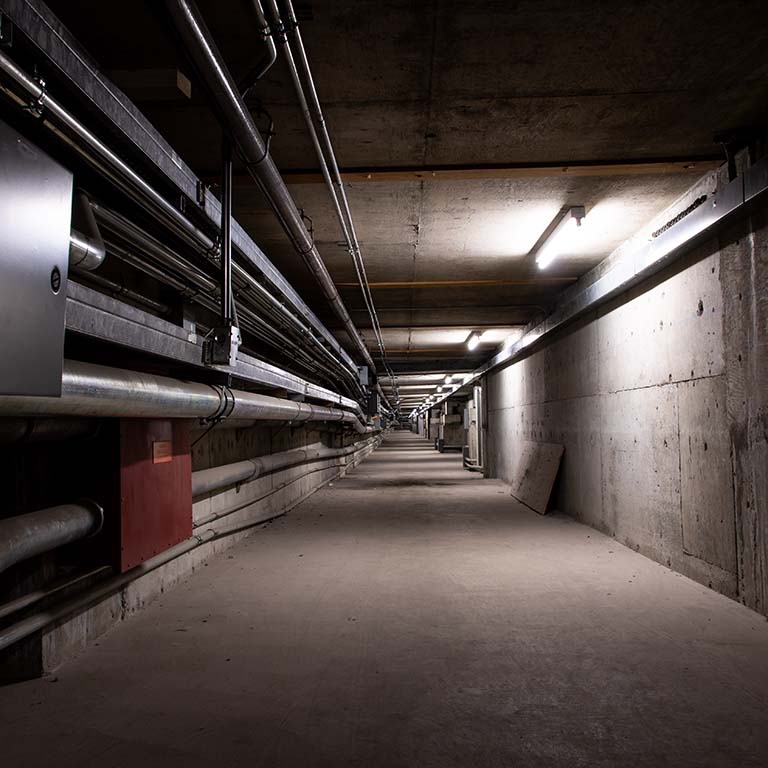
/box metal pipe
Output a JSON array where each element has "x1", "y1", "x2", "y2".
[
  {"x1": 265, "y1": 0, "x2": 392, "y2": 410},
  {"x1": 0, "y1": 360, "x2": 371, "y2": 432},
  {"x1": 0, "y1": 50, "x2": 216, "y2": 254},
  {"x1": 94, "y1": 204, "x2": 220, "y2": 294},
  {"x1": 221, "y1": 139, "x2": 234, "y2": 325},
  {"x1": 69, "y1": 190, "x2": 106, "y2": 271},
  {"x1": 264, "y1": 0, "x2": 351, "y2": 249},
  {"x1": 95, "y1": 202, "x2": 360, "y2": 392},
  {"x1": 193, "y1": 437, "x2": 380, "y2": 527},
  {"x1": 0, "y1": 501, "x2": 104, "y2": 576},
  {"x1": 163, "y1": 0, "x2": 375, "y2": 371},
  {"x1": 74, "y1": 272, "x2": 171, "y2": 316},
  {"x1": 102, "y1": 238, "x2": 341, "y2": 384},
  {"x1": 0, "y1": 566, "x2": 112, "y2": 622},
  {"x1": 0, "y1": 46, "x2": 360, "y2": 387},
  {"x1": 192, "y1": 437, "x2": 378, "y2": 496},
  {"x1": 277, "y1": 0, "x2": 398, "y2": 405},
  {"x1": 240, "y1": 0, "x2": 278, "y2": 94}
]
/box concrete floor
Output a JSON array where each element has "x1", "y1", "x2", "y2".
[{"x1": 2, "y1": 431, "x2": 768, "y2": 767}]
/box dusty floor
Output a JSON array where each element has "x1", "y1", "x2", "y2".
[{"x1": 2, "y1": 431, "x2": 768, "y2": 767}]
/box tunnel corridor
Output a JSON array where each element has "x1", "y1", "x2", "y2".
[
  {"x1": 3, "y1": 432, "x2": 768, "y2": 767},
  {"x1": 1, "y1": 1, "x2": 768, "y2": 764}
]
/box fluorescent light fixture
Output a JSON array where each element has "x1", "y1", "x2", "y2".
[
  {"x1": 467, "y1": 332, "x2": 480, "y2": 350},
  {"x1": 536, "y1": 206, "x2": 586, "y2": 270}
]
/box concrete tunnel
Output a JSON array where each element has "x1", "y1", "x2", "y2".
[{"x1": 0, "y1": 1, "x2": 767, "y2": 765}]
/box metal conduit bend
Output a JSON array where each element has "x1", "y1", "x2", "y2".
[
  {"x1": 0, "y1": 501, "x2": 104, "y2": 576},
  {"x1": 69, "y1": 190, "x2": 106, "y2": 271},
  {"x1": 0, "y1": 360, "x2": 371, "y2": 432},
  {"x1": 240, "y1": 0, "x2": 278, "y2": 93},
  {"x1": 163, "y1": 0, "x2": 376, "y2": 372}
]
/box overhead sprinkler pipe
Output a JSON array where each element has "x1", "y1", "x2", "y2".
[{"x1": 163, "y1": 0, "x2": 376, "y2": 372}]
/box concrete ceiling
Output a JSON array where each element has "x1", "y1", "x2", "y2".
[{"x1": 45, "y1": 0, "x2": 768, "y2": 400}]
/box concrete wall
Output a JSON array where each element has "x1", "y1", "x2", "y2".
[{"x1": 486, "y1": 184, "x2": 768, "y2": 615}]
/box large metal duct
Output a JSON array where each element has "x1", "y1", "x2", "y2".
[
  {"x1": 0, "y1": 360, "x2": 373, "y2": 433},
  {"x1": 0, "y1": 501, "x2": 103, "y2": 576},
  {"x1": 163, "y1": 0, "x2": 376, "y2": 372}
]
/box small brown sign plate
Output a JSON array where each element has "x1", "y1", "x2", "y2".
[{"x1": 152, "y1": 440, "x2": 173, "y2": 464}]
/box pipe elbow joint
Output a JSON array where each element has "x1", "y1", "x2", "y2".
[{"x1": 69, "y1": 191, "x2": 106, "y2": 271}]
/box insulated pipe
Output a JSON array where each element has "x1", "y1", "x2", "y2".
[
  {"x1": 0, "y1": 501, "x2": 103, "y2": 576},
  {"x1": 69, "y1": 191, "x2": 106, "y2": 271},
  {"x1": 0, "y1": 360, "x2": 372, "y2": 432},
  {"x1": 163, "y1": 0, "x2": 376, "y2": 372},
  {"x1": 192, "y1": 437, "x2": 377, "y2": 496}
]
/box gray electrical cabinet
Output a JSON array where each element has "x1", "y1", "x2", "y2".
[{"x1": 0, "y1": 119, "x2": 72, "y2": 395}]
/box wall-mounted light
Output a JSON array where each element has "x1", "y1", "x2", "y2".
[
  {"x1": 436, "y1": 385, "x2": 443, "y2": 393},
  {"x1": 467, "y1": 332, "x2": 480, "y2": 350},
  {"x1": 535, "y1": 206, "x2": 586, "y2": 270},
  {"x1": 444, "y1": 375, "x2": 452, "y2": 385}
]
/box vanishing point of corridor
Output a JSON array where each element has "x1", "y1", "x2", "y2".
[{"x1": 3, "y1": 432, "x2": 768, "y2": 768}]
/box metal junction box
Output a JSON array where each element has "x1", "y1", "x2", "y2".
[{"x1": 0, "y1": 119, "x2": 72, "y2": 395}]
